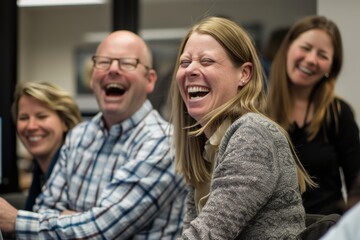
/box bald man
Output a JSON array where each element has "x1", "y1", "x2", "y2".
[{"x1": 0, "y1": 31, "x2": 186, "y2": 239}]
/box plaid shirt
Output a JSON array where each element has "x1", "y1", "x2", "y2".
[{"x1": 16, "y1": 100, "x2": 187, "y2": 239}]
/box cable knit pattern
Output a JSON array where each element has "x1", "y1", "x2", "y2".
[{"x1": 180, "y1": 113, "x2": 305, "y2": 240}]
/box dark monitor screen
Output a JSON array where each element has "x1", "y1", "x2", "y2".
[{"x1": 0, "y1": 117, "x2": 2, "y2": 184}]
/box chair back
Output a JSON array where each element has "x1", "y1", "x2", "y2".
[{"x1": 296, "y1": 214, "x2": 341, "y2": 240}]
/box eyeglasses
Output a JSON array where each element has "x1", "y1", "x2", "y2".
[{"x1": 92, "y1": 56, "x2": 150, "y2": 71}]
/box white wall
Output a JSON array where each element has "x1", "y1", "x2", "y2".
[
  {"x1": 141, "y1": 0, "x2": 316, "y2": 47},
  {"x1": 318, "y1": 0, "x2": 360, "y2": 125},
  {"x1": 19, "y1": 4, "x2": 111, "y2": 112}
]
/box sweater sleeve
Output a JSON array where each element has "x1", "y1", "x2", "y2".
[
  {"x1": 182, "y1": 185, "x2": 196, "y2": 231},
  {"x1": 180, "y1": 118, "x2": 281, "y2": 239}
]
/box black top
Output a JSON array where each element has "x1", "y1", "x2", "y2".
[
  {"x1": 290, "y1": 98, "x2": 360, "y2": 215},
  {"x1": 24, "y1": 149, "x2": 60, "y2": 211}
]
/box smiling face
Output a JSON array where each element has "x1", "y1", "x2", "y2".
[
  {"x1": 90, "y1": 31, "x2": 157, "y2": 128},
  {"x1": 176, "y1": 32, "x2": 248, "y2": 123},
  {"x1": 16, "y1": 95, "x2": 68, "y2": 164},
  {"x1": 286, "y1": 29, "x2": 334, "y2": 90}
]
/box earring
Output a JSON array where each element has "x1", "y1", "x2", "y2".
[
  {"x1": 241, "y1": 81, "x2": 245, "y2": 86},
  {"x1": 325, "y1": 73, "x2": 329, "y2": 78}
]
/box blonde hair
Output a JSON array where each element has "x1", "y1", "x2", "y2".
[
  {"x1": 267, "y1": 16, "x2": 343, "y2": 140},
  {"x1": 170, "y1": 16, "x2": 314, "y2": 192},
  {"x1": 12, "y1": 81, "x2": 82, "y2": 132}
]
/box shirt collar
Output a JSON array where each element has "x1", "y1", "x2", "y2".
[
  {"x1": 207, "y1": 119, "x2": 232, "y2": 147},
  {"x1": 203, "y1": 119, "x2": 231, "y2": 164},
  {"x1": 92, "y1": 100, "x2": 154, "y2": 135}
]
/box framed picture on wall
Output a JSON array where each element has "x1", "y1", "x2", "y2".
[
  {"x1": 74, "y1": 43, "x2": 97, "y2": 95},
  {"x1": 74, "y1": 44, "x2": 98, "y2": 116}
]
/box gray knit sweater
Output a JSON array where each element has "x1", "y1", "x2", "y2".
[{"x1": 179, "y1": 113, "x2": 305, "y2": 239}]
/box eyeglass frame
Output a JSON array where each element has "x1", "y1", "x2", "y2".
[{"x1": 92, "y1": 56, "x2": 151, "y2": 71}]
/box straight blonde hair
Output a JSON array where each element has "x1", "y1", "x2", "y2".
[{"x1": 170, "y1": 16, "x2": 314, "y2": 192}]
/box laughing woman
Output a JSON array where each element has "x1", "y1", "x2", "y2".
[
  {"x1": 266, "y1": 16, "x2": 360, "y2": 215},
  {"x1": 170, "y1": 16, "x2": 315, "y2": 239}
]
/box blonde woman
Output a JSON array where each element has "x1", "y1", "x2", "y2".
[
  {"x1": 171, "y1": 16, "x2": 314, "y2": 239},
  {"x1": 12, "y1": 82, "x2": 82, "y2": 210}
]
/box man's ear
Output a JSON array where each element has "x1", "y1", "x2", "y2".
[
  {"x1": 90, "y1": 78, "x2": 94, "y2": 89},
  {"x1": 146, "y1": 69, "x2": 158, "y2": 93},
  {"x1": 237, "y1": 62, "x2": 253, "y2": 87}
]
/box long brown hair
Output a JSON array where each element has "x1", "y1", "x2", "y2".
[{"x1": 267, "y1": 15, "x2": 343, "y2": 140}]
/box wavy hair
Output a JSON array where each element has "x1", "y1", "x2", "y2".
[{"x1": 12, "y1": 81, "x2": 82, "y2": 133}]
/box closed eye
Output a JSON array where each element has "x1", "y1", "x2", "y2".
[
  {"x1": 18, "y1": 115, "x2": 29, "y2": 121},
  {"x1": 318, "y1": 51, "x2": 330, "y2": 60},
  {"x1": 36, "y1": 114, "x2": 49, "y2": 120},
  {"x1": 300, "y1": 46, "x2": 311, "y2": 51},
  {"x1": 201, "y1": 58, "x2": 215, "y2": 66},
  {"x1": 180, "y1": 60, "x2": 191, "y2": 68}
]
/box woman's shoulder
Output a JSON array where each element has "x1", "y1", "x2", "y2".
[
  {"x1": 327, "y1": 97, "x2": 357, "y2": 127},
  {"x1": 333, "y1": 97, "x2": 355, "y2": 116},
  {"x1": 223, "y1": 112, "x2": 285, "y2": 145},
  {"x1": 232, "y1": 112, "x2": 279, "y2": 132}
]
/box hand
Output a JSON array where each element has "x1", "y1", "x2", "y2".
[
  {"x1": 61, "y1": 210, "x2": 77, "y2": 216},
  {"x1": 0, "y1": 197, "x2": 18, "y2": 233}
]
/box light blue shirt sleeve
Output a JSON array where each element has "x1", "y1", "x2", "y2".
[
  {"x1": 321, "y1": 201, "x2": 360, "y2": 240},
  {"x1": 15, "y1": 101, "x2": 186, "y2": 239}
]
